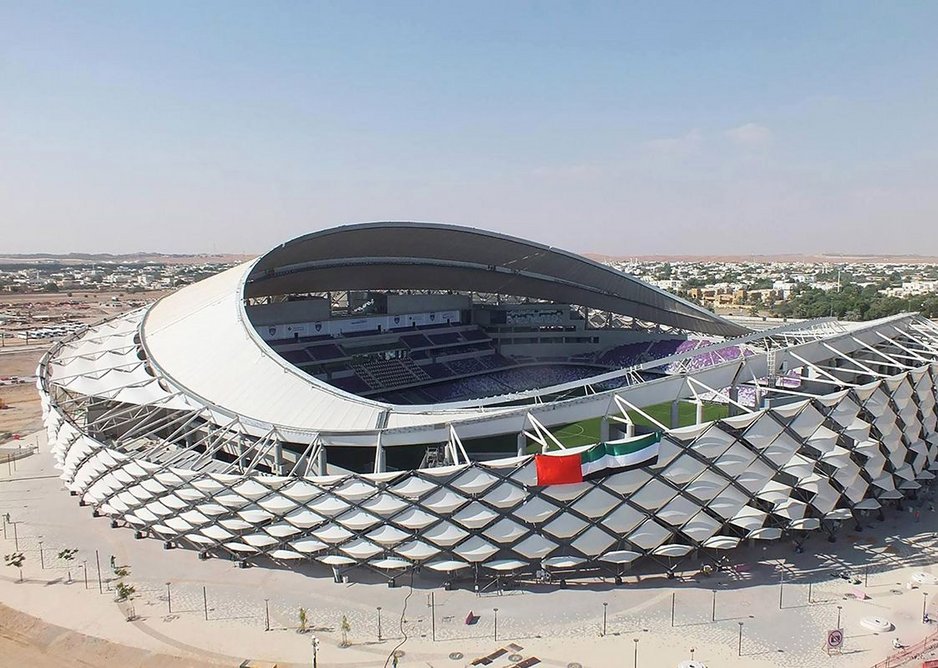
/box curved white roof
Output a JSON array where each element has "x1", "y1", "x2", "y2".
[
  {"x1": 143, "y1": 261, "x2": 510, "y2": 436},
  {"x1": 60, "y1": 223, "x2": 914, "y2": 448}
]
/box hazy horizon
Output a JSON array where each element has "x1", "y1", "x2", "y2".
[{"x1": 3, "y1": 3, "x2": 938, "y2": 256}]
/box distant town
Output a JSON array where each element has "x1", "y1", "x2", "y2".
[
  {"x1": 2, "y1": 255, "x2": 938, "y2": 345},
  {"x1": 0, "y1": 260, "x2": 238, "y2": 344},
  {"x1": 615, "y1": 258, "x2": 938, "y2": 320}
]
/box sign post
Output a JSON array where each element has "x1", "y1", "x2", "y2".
[{"x1": 826, "y1": 628, "x2": 844, "y2": 655}]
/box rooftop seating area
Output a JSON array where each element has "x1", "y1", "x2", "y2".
[
  {"x1": 270, "y1": 325, "x2": 761, "y2": 405},
  {"x1": 662, "y1": 343, "x2": 754, "y2": 374},
  {"x1": 400, "y1": 333, "x2": 432, "y2": 349},
  {"x1": 352, "y1": 357, "x2": 430, "y2": 390},
  {"x1": 307, "y1": 343, "x2": 345, "y2": 361},
  {"x1": 415, "y1": 363, "x2": 606, "y2": 403},
  {"x1": 267, "y1": 323, "x2": 524, "y2": 397},
  {"x1": 277, "y1": 349, "x2": 312, "y2": 364},
  {"x1": 428, "y1": 331, "x2": 461, "y2": 345},
  {"x1": 329, "y1": 374, "x2": 371, "y2": 394},
  {"x1": 593, "y1": 338, "x2": 686, "y2": 368},
  {"x1": 268, "y1": 323, "x2": 495, "y2": 364},
  {"x1": 591, "y1": 337, "x2": 757, "y2": 376},
  {"x1": 444, "y1": 353, "x2": 512, "y2": 375}
]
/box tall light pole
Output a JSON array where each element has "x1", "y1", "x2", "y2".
[
  {"x1": 633, "y1": 638, "x2": 639, "y2": 667},
  {"x1": 264, "y1": 598, "x2": 269, "y2": 631},
  {"x1": 602, "y1": 602, "x2": 608, "y2": 636},
  {"x1": 95, "y1": 549, "x2": 102, "y2": 594},
  {"x1": 38, "y1": 539, "x2": 44, "y2": 569},
  {"x1": 711, "y1": 589, "x2": 716, "y2": 622},
  {"x1": 778, "y1": 571, "x2": 784, "y2": 609},
  {"x1": 670, "y1": 592, "x2": 676, "y2": 627},
  {"x1": 377, "y1": 606, "x2": 382, "y2": 641},
  {"x1": 924, "y1": 593, "x2": 929, "y2": 622},
  {"x1": 430, "y1": 591, "x2": 436, "y2": 642},
  {"x1": 493, "y1": 608, "x2": 499, "y2": 641},
  {"x1": 166, "y1": 582, "x2": 172, "y2": 614},
  {"x1": 310, "y1": 636, "x2": 319, "y2": 668},
  {"x1": 836, "y1": 605, "x2": 843, "y2": 629},
  {"x1": 737, "y1": 621, "x2": 744, "y2": 656}
]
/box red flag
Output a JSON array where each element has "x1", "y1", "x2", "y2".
[{"x1": 534, "y1": 452, "x2": 583, "y2": 485}]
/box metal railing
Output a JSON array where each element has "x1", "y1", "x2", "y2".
[
  {"x1": 0, "y1": 446, "x2": 37, "y2": 465},
  {"x1": 870, "y1": 628, "x2": 938, "y2": 668}
]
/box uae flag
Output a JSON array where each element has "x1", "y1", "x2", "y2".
[{"x1": 534, "y1": 432, "x2": 661, "y2": 486}]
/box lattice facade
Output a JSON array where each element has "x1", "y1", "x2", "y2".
[
  {"x1": 40, "y1": 329, "x2": 938, "y2": 577},
  {"x1": 33, "y1": 224, "x2": 938, "y2": 580}
]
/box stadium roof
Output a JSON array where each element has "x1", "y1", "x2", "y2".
[
  {"x1": 245, "y1": 222, "x2": 748, "y2": 338},
  {"x1": 139, "y1": 223, "x2": 759, "y2": 438}
]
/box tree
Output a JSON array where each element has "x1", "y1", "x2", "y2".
[
  {"x1": 340, "y1": 615, "x2": 351, "y2": 647},
  {"x1": 5, "y1": 552, "x2": 26, "y2": 582},
  {"x1": 58, "y1": 548, "x2": 78, "y2": 583},
  {"x1": 298, "y1": 607, "x2": 308, "y2": 633},
  {"x1": 115, "y1": 581, "x2": 135, "y2": 602}
]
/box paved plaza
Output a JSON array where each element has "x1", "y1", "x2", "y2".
[{"x1": 3, "y1": 431, "x2": 938, "y2": 667}]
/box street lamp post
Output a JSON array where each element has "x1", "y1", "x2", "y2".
[
  {"x1": 778, "y1": 571, "x2": 784, "y2": 609},
  {"x1": 38, "y1": 540, "x2": 44, "y2": 569},
  {"x1": 167, "y1": 582, "x2": 172, "y2": 614},
  {"x1": 602, "y1": 602, "x2": 608, "y2": 636},
  {"x1": 377, "y1": 606, "x2": 382, "y2": 641},
  {"x1": 310, "y1": 636, "x2": 319, "y2": 668},
  {"x1": 264, "y1": 598, "x2": 269, "y2": 631},
  {"x1": 924, "y1": 593, "x2": 929, "y2": 622},
  {"x1": 738, "y1": 621, "x2": 744, "y2": 656},
  {"x1": 670, "y1": 592, "x2": 676, "y2": 627},
  {"x1": 633, "y1": 638, "x2": 639, "y2": 667},
  {"x1": 690, "y1": 647, "x2": 695, "y2": 661},
  {"x1": 12, "y1": 521, "x2": 19, "y2": 550},
  {"x1": 711, "y1": 590, "x2": 716, "y2": 622},
  {"x1": 95, "y1": 549, "x2": 102, "y2": 594},
  {"x1": 836, "y1": 605, "x2": 843, "y2": 629},
  {"x1": 493, "y1": 608, "x2": 499, "y2": 641}
]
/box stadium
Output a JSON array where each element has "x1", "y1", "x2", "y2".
[{"x1": 38, "y1": 222, "x2": 938, "y2": 586}]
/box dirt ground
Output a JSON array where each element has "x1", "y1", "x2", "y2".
[
  {"x1": 0, "y1": 349, "x2": 45, "y2": 436},
  {"x1": 0, "y1": 603, "x2": 222, "y2": 668},
  {"x1": 0, "y1": 289, "x2": 171, "y2": 307}
]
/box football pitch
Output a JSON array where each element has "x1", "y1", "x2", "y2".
[{"x1": 536, "y1": 401, "x2": 729, "y2": 452}]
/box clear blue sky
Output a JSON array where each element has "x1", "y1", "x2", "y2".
[{"x1": 2, "y1": 2, "x2": 937, "y2": 255}]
